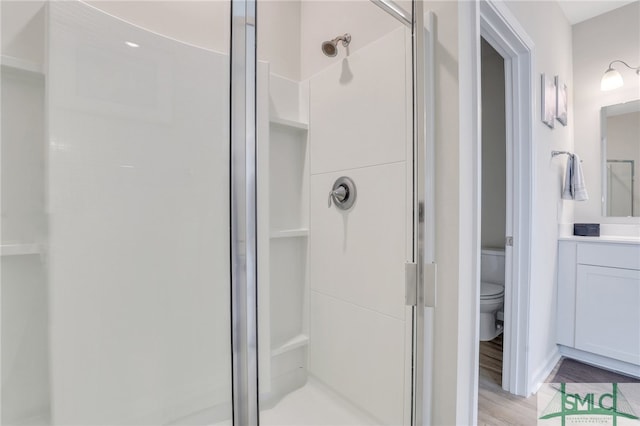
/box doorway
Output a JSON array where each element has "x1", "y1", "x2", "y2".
[
  {"x1": 476, "y1": 0, "x2": 536, "y2": 402},
  {"x1": 478, "y1": 37, "x2": 508, "y2": 391}
]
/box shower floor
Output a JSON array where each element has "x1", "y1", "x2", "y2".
[
  {"x1": 199, "y1": 378, "x2": 379, "y2": 426},
  {"x1": 260, "y1": 378, "x2": 379, "y2": 425}
]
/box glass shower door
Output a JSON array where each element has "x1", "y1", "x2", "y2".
[
  {"x1": 46, "y1": 3, "x2": 233, "y2": 424},
  {"x1": 255, "y1": 1, "x2": 424, "y2": 424},
  {"x1": 2, "y1": 1, "x2": 233, "y2": 424}
]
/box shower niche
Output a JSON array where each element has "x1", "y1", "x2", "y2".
[{"x1": 257, "y1": 62, "x2": 311, "y2": 405}]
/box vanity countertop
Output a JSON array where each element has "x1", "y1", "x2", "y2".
[{"x1": 559, "y1": 235, "x2": 640, "y2": 245}]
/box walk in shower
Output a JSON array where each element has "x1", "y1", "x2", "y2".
[{"x1": 1, "y1": 1, "x2": 429, "y2": 424}]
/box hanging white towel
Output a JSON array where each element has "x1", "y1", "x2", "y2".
[{"x1": 561, "y1": 154, "x2": 588, "y2": 201}]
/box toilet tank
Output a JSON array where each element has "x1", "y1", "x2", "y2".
[{"x1": 481, "y1": 248, "x2": 505, "y2": 284}]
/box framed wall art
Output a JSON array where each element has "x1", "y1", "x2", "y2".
[
  {"x1": 541, "y1": 73, "x2": 556, "y2": 129},
  {"x1": 555, "y1": 75, "x2": 568, "y2": 126}
]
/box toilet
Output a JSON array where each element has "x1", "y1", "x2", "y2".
[{"x1": 480, "y1": 248, "x2": 505, "y2": 341}]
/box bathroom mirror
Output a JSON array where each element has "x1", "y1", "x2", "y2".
[{"x1": 601, "y1": 99, "x2": 640, "y2": 217}]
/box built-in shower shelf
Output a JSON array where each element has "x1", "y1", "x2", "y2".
[
  {"x1": 270, "y1": 117, "x2": 309, "y2": 131},
  {"x1": 1, "y1": 243, "x2": 41, "y2": 257},
  {"x1": 270, "y1": 228, "x2": 309, "y2": 239},
  {"x1": 271, "y1": 334, "x2": 309, "y2": 357},
  {"x1": 1, "y1": 55, "x2": 44, "y2": 75}
]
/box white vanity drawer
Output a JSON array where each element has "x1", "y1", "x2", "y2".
[{"x1": 578, "y1": 243, "x2": 640, "y2": 270}]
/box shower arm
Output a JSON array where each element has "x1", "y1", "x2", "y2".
[{"x1": 332, "y1": 34, "x2": 351, "y2": 47}]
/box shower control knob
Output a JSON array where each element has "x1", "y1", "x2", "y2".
[
  {"x1": 327, "y1": 177, "x2": 357, "y2": 210},
  {"x1": 328, "y1": 186, "x2": 348, "y2": 207}
]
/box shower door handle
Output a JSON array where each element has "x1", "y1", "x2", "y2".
[{"x1": 327, "y1": 176, "x2": 357, "y2": 210}]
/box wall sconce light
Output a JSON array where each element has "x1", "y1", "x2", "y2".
[{"x1": 601, "y1": 60, "x2": 640, "y2": 91}]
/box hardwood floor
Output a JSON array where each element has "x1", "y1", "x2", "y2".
[
  {"x1": 478, "y1": 374, "x2": 539, "y2": 426},
  {"x1": 479, "y1": 334, "x2": 503, "y2": 386},
  {"x1": 477, "y1": 333, "x2": 541, "y2": 426},
  {"x1": 550, "y1": 358, "x2": 640, "y2": 384},
  {"x1": 477, "y1": 334, "x2": 638, "y2": 425}
]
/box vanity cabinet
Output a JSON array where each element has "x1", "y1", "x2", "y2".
[{"x1": 557, "y1": 238, "x2": 640, "y2": 375}]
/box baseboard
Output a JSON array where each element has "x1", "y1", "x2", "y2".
[
  {"x1": 559, "y1": 345, "x2": 640, "y2": 379},
  {"x1": 529, "y1": 347, "x2": 561, "y2": 395}
]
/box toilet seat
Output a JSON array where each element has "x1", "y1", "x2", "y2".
[{"x1": 480, "y1": 282, "x2": 504, "y2": 300}]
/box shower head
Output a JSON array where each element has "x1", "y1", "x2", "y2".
[
  {"x1": 321, "y1": 33, "x2": 351, "y2": 57},
  {"x1": 321, "y1": 41, "x2": 338, "y2": 57}
]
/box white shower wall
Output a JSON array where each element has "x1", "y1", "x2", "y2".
[
  {"x1": 300, "y1": 0, "x2": 410, "y2": 79},
  {"x1": 46, "y1": 3, "x2": 231, "y2": 423},
  {"x1": 308, "y1": 27, "x2": 413, "y2": 425}
]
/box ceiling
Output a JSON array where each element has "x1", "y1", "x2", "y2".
[{"x1": 557, "y1": 0, "x2": 637, "y2": 25}]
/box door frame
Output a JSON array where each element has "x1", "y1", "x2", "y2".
[
  {"x1": 479, "y1": 0, "x2": 535, "y2": 397},
  {"x1": 459, "y1": 0, "x2": 535, "y2": 422}
]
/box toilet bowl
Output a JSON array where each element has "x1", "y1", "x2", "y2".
[
  {"x1": 480, "y1": 282, "x2": 504, "y2": 341},
  {"x1": 479, "y1": 248, "x2": 505, "y2": 341}
]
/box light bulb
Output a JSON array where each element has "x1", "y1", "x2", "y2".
[{"x1": 601, "y1": 68, "x2": 623, "y2": 91}]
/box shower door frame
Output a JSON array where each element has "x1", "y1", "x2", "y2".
[
  {"x1": 229, "y1": 1, "x2": 429, "y2": 424},
  {"x1": 230, "y1": 0, "x2": 259, "y2": 424}
]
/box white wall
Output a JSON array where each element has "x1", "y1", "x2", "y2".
[
  {"x1": 1, "y1": 1, "x2": 45, "y2": 65},
  {"x1": 47, "y1": 3, "x2": 231, "y2": 423},
  {"x1": 480, "y1": 39, "x2": 506, "y2": 249},
  {"x1": 503, "y1": 0, "x2": 574, "y2": 392},
  {"x1": 426, "y1": 1, "x2": 462, "y2": 423},
  {"x1": 258, "y1": 1, "x2": 301, "y2": 80},
  {"x1": 572, "y1": 1, "x2": 640, "y2": 226}
]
